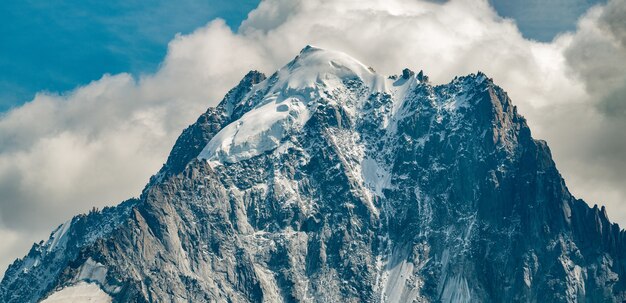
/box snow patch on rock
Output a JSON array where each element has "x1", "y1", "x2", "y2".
[
  {"x1": 199, "y1": 96, "x2": 311, "y2": 164},
  {"x1": 41, "y1": 282, "x2": 112, "y2": 303},
  {"x1": 46, "y1": 219, "x2": 72, "y2": 252},
  {"x1": 361, "y1": 157, "x2": 391, "y2": 197},
  {"x1": 75, "y1": 257, "x2": 108, "y2": 284}
]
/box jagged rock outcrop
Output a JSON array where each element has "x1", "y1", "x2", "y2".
[{"x1": 2, "y1": 46, "x2": 626, "y2": 303}]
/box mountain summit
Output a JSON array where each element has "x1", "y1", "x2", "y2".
[{"x1": 2, "y1": 46, "x2": 626, "y2": 302}]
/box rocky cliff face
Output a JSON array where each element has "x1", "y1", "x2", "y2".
[{"x1": 2, "y1": 46, "x2": 626, "y2": 303}]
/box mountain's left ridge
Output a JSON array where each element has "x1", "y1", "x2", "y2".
[
  {"x1": 2, "y1": 46, "x2": 626, "y2": 303},
  {"x1": 158, "y1": 70, "x2": 267, "y2": 177}
]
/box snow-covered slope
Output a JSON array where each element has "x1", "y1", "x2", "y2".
[
  {"x1": 2, "y1": 46, "x2": 626, "y2": 302},
  {"x1": 40, "y1": 282, "x2": 112, "y2": 303},
  {"x1": 199, "y1": 46, "x2": 419, "y2": 165}
]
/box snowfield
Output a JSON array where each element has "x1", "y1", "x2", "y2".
[{"x1": 41, "y1": 282, "x2": 112, "y2": 303}]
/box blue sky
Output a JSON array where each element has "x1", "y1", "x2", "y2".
[
  {"x1": 0, "y1": 0, "x2": 259, "y2": 111},
  {"x1": 491, "y1": 0, "x2": 605, "y2": 41},
  {"x1": 0, "y1": 0, "x2": 603, "y2": 112}
]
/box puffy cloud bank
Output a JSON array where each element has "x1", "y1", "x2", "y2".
[{"x1": 1, "y1": 0, "x2": 625, "y2": 275}]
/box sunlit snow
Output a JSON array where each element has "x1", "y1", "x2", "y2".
[
  {"x1": 198, "y1": 46, "x2": 423, "y2": 165},
  {"x1": 40, "y1": 282, "x2": 112, "y2": 303}
]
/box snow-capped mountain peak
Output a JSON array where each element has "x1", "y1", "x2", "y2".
[
  {"x1": 3, "y1": 47, "x2": 626, "y2": 303},
  {"x1": 275, "y1": 45, "x2": 378, "y2": 92},
  {"x1": 199, "y1": 46, "x2": 426, "y2": 165}
]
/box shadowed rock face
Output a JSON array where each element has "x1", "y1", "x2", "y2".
[{"x1": 2, "y1": 47, "x2": 626, "y2": 303}]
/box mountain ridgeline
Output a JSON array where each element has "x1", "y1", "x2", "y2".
[{"x1": 2, "y1": 46, "x2": 626, "y2": 303}]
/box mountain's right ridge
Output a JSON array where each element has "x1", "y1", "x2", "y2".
[{"x1": 2, "y1": 46, "x2": 626, "y2": 303}]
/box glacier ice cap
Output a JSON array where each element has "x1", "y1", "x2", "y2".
[
  {"x1": 199, "y1": 46, "x2": 382, "y2": 165},
  {"x1": 270, "y1": 45, "x2": 380, "y2": 94},
  {"x1": 198, "y1": 46, "x2": 426, "y2": 165}
]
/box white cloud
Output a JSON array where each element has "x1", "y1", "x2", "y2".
[{"x1": 1, "y1": 0, "x2": 626, "y2": 277}]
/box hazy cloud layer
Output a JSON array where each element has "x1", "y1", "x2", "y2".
[
  {"x1": 550, "y1": 0, "x2": 626, "y2": 231},
  {"x1": 1, "y1": 0, "x2": 625, "y2": 276}
]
